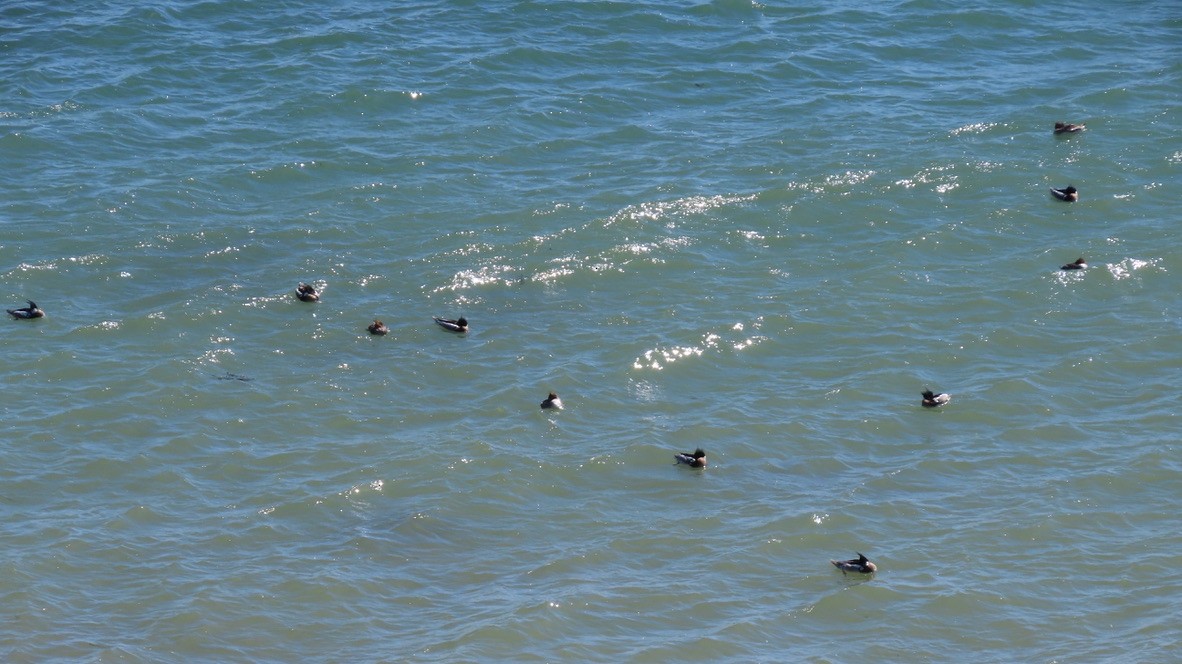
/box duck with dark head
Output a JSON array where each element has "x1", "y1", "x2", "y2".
[
  {"x1": 7, "y1": 300, "x2": 44, "y2": 319},
  {"x1": 1050, "y1": 185, "x2": 1079, "y2": 202},
  {"x1": 921, "y1": 390, "x2": 951, "y2": 408},
  {"x1": 674, "y1": 448, "x2": 707, "y2": 468},
  {"x1": 831, "y1": 552, "x2": 877, "y2": 575},
  {"x1": 295, "y1": 282, "x2": 320, "y2": 302},
  {"x1": 433, "y1": 316, "x2": 468, "y2": 333}
]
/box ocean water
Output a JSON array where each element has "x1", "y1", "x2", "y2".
[{"x1": 2, "y1": 1, "x2": 1180, "y2": 661}]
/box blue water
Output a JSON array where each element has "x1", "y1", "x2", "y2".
[{"x1": 2, "y1": 1, "x2": 1180, "y2": 661}]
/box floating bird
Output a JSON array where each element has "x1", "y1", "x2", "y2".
[
  {"x1": 367, "y1": 320, "x2": 389, "y2": 335},
  {"x1": 7, "y1": 300, "x2": 44, "y2": 319},
  {"x1": 1061, "y1": 257, "x2": 1087, "y2": 270},
  {"x1": 921, "y1": 389, "x2": 951, "y2": 408},
  {"x1": 674, "y1": 448, "x2": 707, "y2": 468},
  {"x1": 295, "y1": 282, "x2": 320, "y2": 302},
  {"x1": 831, "y1": 552, "x2": 877, "y2": 575},
  {"x1": 1054, "y1": 122, "x2": 1085, "y2": 134},
  {"x1": 540, "y1": 392, "x2": 563, "y2": 410},
  {"x1": 214, "y1": 371, "x2": 253, "y2": 382},
  {"x1": 433, "y1": 316, "x2": 468, "y2": 333},
  {"x1": 1050, "y1": 185, "x2": 1078, "y2": 202}
]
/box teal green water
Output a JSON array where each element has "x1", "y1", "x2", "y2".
[{"x1": 2, "y1": 1, "x2": 1180, "y2": 661}]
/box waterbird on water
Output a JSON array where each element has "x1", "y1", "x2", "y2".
[
  {"x1": 540, "y1": 392, "x2": 563, "y2": 410},
  {"x1": 7, "y1": 300, "x2": 44, "y2": 319},
  {"x1": 831, "y1": 553, "x2": 877, "y2": 575},
  {"x1": 433, "y1": 316, "x2": 468, "y2": 333},
  {"x1": 922, "y1": 390, "x2": 951, "y2": 408},
  {"x1": 1061, "y1": 257, "x2": 1087, "y2": 270},
  {"x1": 1054, "y1": 122, "x2": 1085, "y2": 134},
  {"x1": 367, "y1": 320, "x2": 389, "y2": 335},
  {"x1": 1050, "y1": 185, "x2": 1078, "y2": 202},
  {"x1": 674, "y1": 448, "x2": 707, "y2": 468},
  {"x1": 295, "y1": 282, "x2": 320, "y2": 302}
]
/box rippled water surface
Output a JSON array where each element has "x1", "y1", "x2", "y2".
[{"x1": 2, "y1": 1, "x2": 1180, "y2": 661}]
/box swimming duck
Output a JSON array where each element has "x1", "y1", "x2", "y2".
[
  {"x1": 295, "y1": 282, "x2": 320, "y2": 302},
  {"x1": 433, "y1": 316, "x2": 468, "y2": 333},
  {"x1": 1050, "y1": 185, "x2": 1078, "y2": 202},
  {"x1": 1061, "y1": 257, "x2": 1087, "y2": 270},
  {"x1": 1054, "y1": 122, "x2": 1085, "y2": 134},
  {"x1": 7, "y1": 300, "x2": 44, "y2": 319},
  {"x1": 921, "y1": 389, "x2": 951, "y2": 408},
  {"x1": 831, "y1": 552, "x2": 877, "y2": 575},
  {"x1": 367, "y1": 320, "x2": 389, "y2": 335},
  {"x1": 540, "y1": 392, "x2": 563, "y2": 410},
  {"x1": 674, "y1": 448, "x2": 707, "y2": 468}
]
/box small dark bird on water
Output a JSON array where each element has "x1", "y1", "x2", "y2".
[
  {"x1": 295, "y1": 282, "x2": 320, "y2": 302},
  {"x1": 1053, "y1": 122, "x2": 1085, "y2": 134},
  {"x1": 831, "y1": 552, "x2": 877, "y2": 575},
  {"x1": 433, "y1": 316, "x2": 468, "y2": 333},
  {"x1": 1050, "y1": 185, "x2": 1078, "y2": 202},
  {"x1": 1061, "y1": 257, "x2": 1087, "y2": 270},
  {"x1": 367, "y1": 320, "x2": 389, "y2": 335},
  {"x1": 540, "y1": 392, "x2": 563, "y2": 410},
  {"x1": 674, "y1": 448, "x2": 707, "y2": 468},
  {"x1": 7, "y1": 300, "x2": 44, "y2": 319},
  {"x1": 922, "y1": 389, "x2": 951, "y2": 408}
]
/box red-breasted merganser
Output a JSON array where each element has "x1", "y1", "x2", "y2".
[
  {"x1": 674, "y1": 448, "x2": 707, "y2": 468},
  {"x1": 831, "y1": 552, "x2": 877, "y2": 575},
  {"x1": 1050, "y1": 185, "x2": 1078, "y2": 202},
  {"x1": 540, "y1": 392, "x2": 563, "y2": 410},
  {"x1": 922, "y1": 390, "x2": 951, "y2": 408},
  {"x1": 7, "y1": 300, "x2": 44, "y2": 319},
  {"x1": 433, "y1": 316, "x2": 468, "y2": 333},
  {"x1": 296, "y1": 282, "x2": 320, "y2": 302}
]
